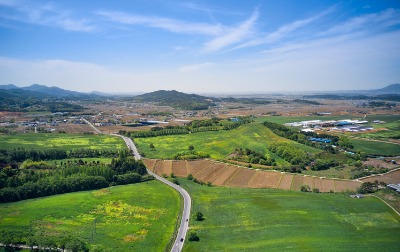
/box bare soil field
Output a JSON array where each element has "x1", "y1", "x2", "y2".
[
  {"x1": 314, "y1": 178, "x2": 335, "y2": 192},
  {"x1": 278, "y1": 173, "x2": 294, "y2": 190},
  {"x1": 291, "y1": 175, "x2": 306, "y2": 190},
  {"x1": 226, "y1": 168, "x2": 256, "y2": 187},
  {"x1": 363, "y1": 158, "x2": 400, "y2": 169},
  {"x1": 143, "y1": 159, "x2": 363, "y2": 192},
  {"x1": 171, "y1": 160, "x2": 188, "y2": 177},
  {"x1": 56, "y1": 123, "x2": 96, "y2": 134},
  {"x1": 201, "y1": 162, "x2": 227, "y2": 182},
  {"x1": 187, "y1": 160, "x2": 212, "y2": 177},
  {"x1": 143, "y1": 159, "x2": 157, "y2": 171},
  {"x1": 360, "y1": 169, "x2": 400, "y2": 184},
  {"x1": 334, "y1": 179, "x2": 361, "y2": 192}
]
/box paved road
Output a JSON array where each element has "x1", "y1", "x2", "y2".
[
  {"x1": 115, "y1": 135, "x2": 191, "y2": 252},
  {"x1": 81, "y1": 118, "x2": 102, "y2": 134}
]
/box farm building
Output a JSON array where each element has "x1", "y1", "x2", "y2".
[
  {"x1": 309, "y1": 137, "x2": 331, "y2": 143},
  {"x1": 387, "y1": 184, "x2": 400, "y2": 193}
]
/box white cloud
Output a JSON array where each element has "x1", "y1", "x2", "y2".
[
  {"x1": 178, "y1": 62, "x2": 214, "y2": 72},
  {"x1": 202, "y1": 9, "x2": 258, "y2": 53},
  {"x1": 96, "y1": 10, "x2": 224, "y2": 36}
]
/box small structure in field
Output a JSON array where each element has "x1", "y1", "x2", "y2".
[
  {"x1": 350, "y1": 194, "x2": 365, "y2": 199},
  {"x1": 387, "y1": 184, "x2": 400, "y2": 193}
]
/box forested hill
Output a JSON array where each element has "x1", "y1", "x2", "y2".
[
  {"x1": 0, "y1": 84, "x2": 92, "y2": 97},
  {"x1": 131, "y1": 90, "x2": 216, "y2": 110},
  {"x1": 0, "y1": 88, "x2": 84, "y2": 112}
]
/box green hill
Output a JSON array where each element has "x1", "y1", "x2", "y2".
[{"x1": 132, "y1": 90, "x2": 215, "y2": 110}]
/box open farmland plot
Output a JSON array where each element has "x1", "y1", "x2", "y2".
[
  {"x1": 226, "y1": 168, "x2": 256, "y2": 187},
  {"x1": 202, "y1": 162, "x2": 227, "y2": 182},
  {"x1": 187, "y1": 159, "x2": 212, "y2": 177},
  {"x1": 0, "y1": 181, "x2": 180, "y2": 252},
  {"x1": 314, "y1": 178, "x2": 335, "y2": 192},
  {"x1": 142, "y1": 158, "x2": 157, "y2": 171},
  {"x1": 278, "y1": 173, "x2": 294, "y2": 190},
  {"x1": 147, "y1": 159, "x2": 362, "y2": 192},
  {"x1": 248, "y1": 171, "x2": 283, "y2": 188},
  {"x1": 171, "y1": 160, "x2": 188, "y2": 177},
  {"x1": 0, "y1": 133, "x2": 126, "y2": 151},
  {"x1": 360, "y1": 169, "x2": 400, "y2": 184},
  {"x1": 134, "y1": 123, "x2": 319, "y2": 161},
  {"x1": 334, "y1": 179, "x2": 361, "y2": 192},
  {"x1": 351, "y1": 139, "x2": 400, "y2": 156},
  {"x1": 56, "y1": 123, "x2": 96, "y2": 134},
  {"x1": 180, "y1": 179, "x2": 400, "y2": 252},
  {"x1": 212, "y1": 165, "x2": 239, "y2": 186}
]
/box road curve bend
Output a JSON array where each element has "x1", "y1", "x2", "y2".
[{"x1": 115, "y1": 134, "x2": 191, "y2": 252}]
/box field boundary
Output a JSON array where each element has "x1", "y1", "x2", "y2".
[
  {"x1": 145, "y1": 159, "x2": 362, "y2": 192},
  {"x1": 367, "y1": 195, "x2": 400, "y2": 217}
]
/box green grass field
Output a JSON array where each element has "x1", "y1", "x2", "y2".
[
  {"x1": 135, "y1": 123, "x2": 319, "y2": 163},
  {"x1": 179, "y1": 179, "x2": 400, "y2": 252},
  {"x1": 0, "y1": 133, "x2": 126, "y2": 150},
  {"x1": 0, "y1": 181, "x2": 180, "y2": 252},
  {"x1": 351, "y1": 139, "x2": 400, "y2": 156}
]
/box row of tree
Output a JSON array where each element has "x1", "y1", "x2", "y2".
[
  {"x1": 0, "y1": 148, "x2": 119, "y2": 163},
  {"x1": 120, "y1": 117, "x2": 254, "y2": 139},
  {"x1": 0, "y1": 150, "x2": 151, "y2": 203},
  {"x1": 230, "y1": 148, "x2": 276, "y2": 166}
]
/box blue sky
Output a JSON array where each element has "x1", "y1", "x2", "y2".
[{"x1": 0, "y1": 0, "x2": 399, "y2": 94}]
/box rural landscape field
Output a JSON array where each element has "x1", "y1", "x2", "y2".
[{"x1": 1, "y1": 0, "x2": 400, "y2": 251}]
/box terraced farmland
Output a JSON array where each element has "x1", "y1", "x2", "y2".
[{"x1": 143, "y1": 159, "x2": 361, "y2": 192}]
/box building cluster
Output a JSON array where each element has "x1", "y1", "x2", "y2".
[{"x1": 285, "y1": 119, "x2": 374, "y2": 133}]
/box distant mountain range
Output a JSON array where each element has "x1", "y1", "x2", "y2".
[
  {"x1": 0, "y1": 83, "x2": 399, "y2": 100},
  {"x1": 0, "y1": 84, "x2": 91, "y2": 97},
  {"x1": 372, "y1": 83, "x2": 400, "y2": 94}
]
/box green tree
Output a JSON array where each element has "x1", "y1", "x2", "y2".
[
  {"x1": 188, "y1": 232, "x2": 200, "y2": 242},
  {"x1": 195, "y1": 211, "x2": 204, "y2": 221}
]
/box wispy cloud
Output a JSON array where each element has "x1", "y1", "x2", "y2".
[
  {"x1": 0, "y1": 0, "x2": 96, "y2": 32},
  {"x1": 321, "y1": 8, "x2": 400, "y2": 36},
  {"x1": 202, "y1": 9, "x2": 259, "y2": 53},
  {"x1": 232, "y1": 6, "x2": 336, "y2": 51},
  {"x1": 178, "y1": 62, "x2": 214, "y2": 72},
  {"x1": 96, "y1": 10, "x2": 224, "y2": 36}
]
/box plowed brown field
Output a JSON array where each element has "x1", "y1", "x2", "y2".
[
  {"x1": 143, "y1": 159, "x2": 362, "y2": 192},
  {"x1": 227, "y1": 169, "x2": 256, "y2": 187},
  {"x1": 314, "y1": 178, "x2": 335, "y2": 192},
  {"x1": 142, "y1": 159, "x2": 157, "y2": 171},
  {"x1": 334, "y1": 179, "x2": 361, "y2": 192},
  {"x1": 278, "y1": 173, "x2": 294, "y2": 190},
  {"x1": 359, "y1": 169, "x2": 400, "y2": 184},
  {"x1": 172, "y1": 160, "x2": 188, "y2": 177}
]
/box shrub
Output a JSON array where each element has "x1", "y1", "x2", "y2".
[
  {"x1": 300, "y1": 185, "x2": 311, "y2": 192},
  {"x1": 312, "y1": 188, "x2": 320, "y2": 193},
  {"x1": 188, "y1": 232, "x2": 200, "y2": 242}
]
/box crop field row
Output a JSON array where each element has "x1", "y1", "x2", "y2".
[
  {"x1": 360, "y1": 169, "x2": 400, "y2": 184},
  {"x1": 135, "y1": 123, "x2": 319, "y2": 162},
  {"x1": 0, "y1": 181, "x2": 180, "y2": 252},
  {"x1": 179, "y1": 178, "x2": 400, "y2": 252},
  {"x1": 143, "y1": 159, "x2": 361, "y2": 192},
  {"x1": 0, "y1": 133, "x2": 126, "y2": 150}
]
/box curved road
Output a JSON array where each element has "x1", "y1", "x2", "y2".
[
  {"x1": 83, "y1": 118, "x2": 191, "y2": 251},
  {"x1": 115, "y1": 135, "x2": 191, "y2": 252}
]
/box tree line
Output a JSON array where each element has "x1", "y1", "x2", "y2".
[
  {"x1": 120, "y1": 117, "x2": 254, "y2": 139},
  {"x1": 0, "y1": 150, "x2": 151, "y2": 203},
  {"x1": 0, "y1": 148, "x2": 119, "y2": 163}
]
